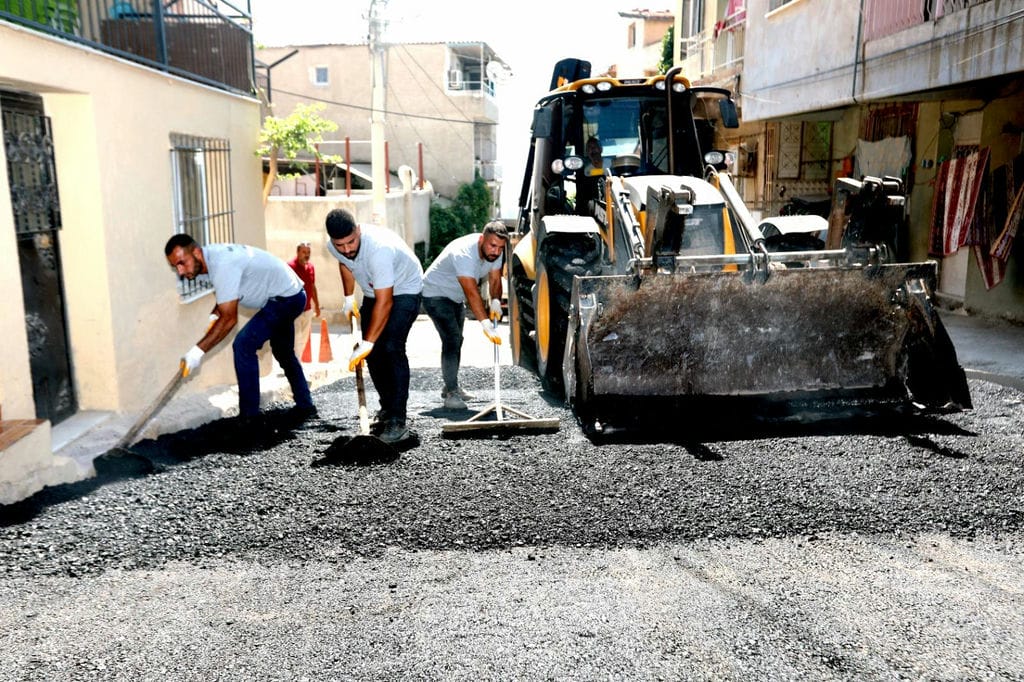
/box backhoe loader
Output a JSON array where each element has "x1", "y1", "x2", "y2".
[{"x1": 507, "y1": 58, "x2": 970, "y2": 431}]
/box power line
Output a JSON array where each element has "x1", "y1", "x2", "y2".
[{"x1": 272, "y1": 87, "x2": 496, "y2": 127}]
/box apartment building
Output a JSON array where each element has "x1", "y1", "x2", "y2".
[
  {"x1": 256, "y1": 41, "x2": 504, "y2": 203},
  {"x1": 676, "y1": 0, "x2": 1024, "y2": 320}
]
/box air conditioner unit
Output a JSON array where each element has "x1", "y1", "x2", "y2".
[{"x1": 448, "y1": 70, "x2": 463, "y2": 89}]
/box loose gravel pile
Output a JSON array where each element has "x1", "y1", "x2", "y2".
[
  {"x1": 2, "y1": 370, "x2": 1021, "y2": 578},
  {"x1": 2, "y1": 370, "x2": 1023, "y2": 679}
]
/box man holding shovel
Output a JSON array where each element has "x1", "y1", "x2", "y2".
[
  {"x1": 421, "y1": 220, "x2": 507, "y2": 410},
  {"x1": 164, "y1": 234, "x2": 316, "y2": 431},
  {"x1": 325, "y1": 209, "x2": 423, "y2": 444}
]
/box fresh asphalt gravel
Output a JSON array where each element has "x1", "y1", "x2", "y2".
[{"x1": 1, "y1": 366, "x2": 1023, "y2": 680}]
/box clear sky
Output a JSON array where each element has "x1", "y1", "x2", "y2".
[{"x1": 248, "y1": 0, "x2": 669, "y2": 218}]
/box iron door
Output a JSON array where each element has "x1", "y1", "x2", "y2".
[{"x1": 3, "y1": 91, "x2": 77, "y2": 424}]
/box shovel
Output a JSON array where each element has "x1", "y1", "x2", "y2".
[
  {"x1": 94, "y1": 360, "x2": 187, "y2": 475},
  {"x1": 312, "y1": 316, "x2": 398, "y2": 466}
]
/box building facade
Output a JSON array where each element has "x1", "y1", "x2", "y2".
[
  {"x1": 1, "y1": 2, "x2": 264, "y2": 502},
  {"x1": 256, "y1": 41, "x2": 504, "y2": 204},
  {"x1": 676, "y1": 0, "x2": 1024, "y2": 321}
]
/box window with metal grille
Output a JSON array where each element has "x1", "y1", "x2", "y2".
[
  {"x1": 169, "y1": 133, "x2": 234, "y2": 300},
  {"x1": 768, "y1": 0, "x2": 796, "y2": 11}
]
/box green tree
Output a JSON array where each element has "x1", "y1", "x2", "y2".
[
  {"x1": 658, "y1": 24, "x2": 675, "y2": 75},
  {"x1": 425, "y1": 176, "x2": 493, "y2": 266},
  {"x1": 256, "y1": 102, "x2": 338, "y2": 205}
]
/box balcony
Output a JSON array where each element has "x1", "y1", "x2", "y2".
[
  {"x1": 0, "y1": 0, "x2": 254, "y2": 95},
  {"x1": 863, "y1": 0, "x2": 990, "y2": 41},
  {"x1": 681, "y1": 9, "x2": 745, "y2": 85}
]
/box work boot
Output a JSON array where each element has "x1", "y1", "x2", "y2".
[
  {"x1": 452, "y1": 387, "x2": 476, "y2": 402},
  {"x1": 370, "y1": 409, "x2": 391, "y2": 435},
  {"x1": 379, "y1": 419, "x2": 410, "y2": 444},
  {"x1": 442, "y1": 391, "x2": 467, "y2": 410},
  {"x1": 232, "y1": 414, "x2": 272, "y2": 449},
  {"x1": 290, "y1": 404, "x2": 318, "y2": 422}
]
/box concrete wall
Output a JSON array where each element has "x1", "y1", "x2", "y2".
[
  {"x1": 0, "y1": 21, "x2": 264, "y2": 421},
  {"x1": 741, "y1": 0, "x2": 861, "y2": 122},
  {"x1": 263, "y1": 189, "x2": 432, "y2": 316}
]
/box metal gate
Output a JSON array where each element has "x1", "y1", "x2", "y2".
[{"x1": 2, "y1": 91, "x2": 77, "y2": 424}]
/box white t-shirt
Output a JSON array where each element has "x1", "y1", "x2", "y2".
[
  {"x1": 421, "y1": 232, "x2": 503, "y2": 303},
  {"x1": 326, "y1": 223, "x2": 423, "y2": 298},
  {"x1": 203, "y1": 243, "x2": 302, "y2": 310}
]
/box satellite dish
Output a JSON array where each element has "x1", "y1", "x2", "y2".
[{"x1": 486, "y1": 61, "x2": 511, "y2": 82}]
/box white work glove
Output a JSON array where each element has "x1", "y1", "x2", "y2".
[
  {"x1": 489, "y1": 297, "x2": 503, "y2": 321},
  {"x1": 342, "y1": 294, "x2": 360, "y2": 321},
  {"x1": 479, "y1": 320, "x2": 501, "y2": 345},
  {"x1": 348, "y1": 340, "x2": 374, "y2": 371},
  {"x1": 182, "y1": 344, "x2": 205, "y2": 377}
]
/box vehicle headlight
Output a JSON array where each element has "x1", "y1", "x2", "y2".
[{"x1": 563, "y1": 156, "x2": 584, "y2": 171}]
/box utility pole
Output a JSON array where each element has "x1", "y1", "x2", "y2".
[{"x1": 368, "y1": 0, "x2": 388, "y2": 222}]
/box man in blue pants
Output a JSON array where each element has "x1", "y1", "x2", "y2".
[{"x1": 164, "y1": 234, "x2": 316, "y2": 431}]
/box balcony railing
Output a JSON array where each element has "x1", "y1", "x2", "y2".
[
  {"x1": 447, "y1": 75, "x2": 496, "y2": 97},
  {"x1": 681, "y1": 10, "x2": 745, "y2": 83},
  {"x1": 863, "y1": 0, "x2": 991, "y2": 41},
  {"x1": 0, "y1": 0, "x2": 254, "y2": 95}
]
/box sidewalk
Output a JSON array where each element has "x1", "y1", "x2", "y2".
[{"x1": 938, "y1": 309, "x2": 1024, "y2": 390}]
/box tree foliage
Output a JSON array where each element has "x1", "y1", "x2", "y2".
[
  {"x1": 658, "y1": 24, "x2": 675, "y2": 75},
  {"x1": 425, "y1": 176, "x2": 493, "y2": 266},
  {"x1": 257, "y1": 102, "x2": 339, "y2": 205}
]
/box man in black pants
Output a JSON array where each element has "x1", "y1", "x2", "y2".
[
  {"x1": 325, "y1": 209, "x2": 423, "y2": 443},
  {"x1": 420, "y1": 220, "x2": 507, "y2": 409}
]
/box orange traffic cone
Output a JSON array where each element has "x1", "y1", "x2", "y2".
[
  {"x1": 300, "y1": 327, "x2": 312, "y2": 363},
  {"x1": 317, "y1": 318, "x2": 333, "y2": 363}
]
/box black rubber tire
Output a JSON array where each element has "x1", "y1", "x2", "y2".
[
  {"x1": 533, "y1": 235, "x2": 601, "y2": 398},
  {"x1": 508, "y1": 255, "x2": 537, "y2": 372}
]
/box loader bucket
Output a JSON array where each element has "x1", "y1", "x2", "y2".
[{"x1": 568, "y1": 262, "x2": 971, "y2": 416}]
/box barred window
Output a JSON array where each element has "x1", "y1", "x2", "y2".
[{"x1": 169, "y1": 133, "x2": 234, "y2": 300}]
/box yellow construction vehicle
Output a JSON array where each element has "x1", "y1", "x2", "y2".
[{"x1": 507, "y1": 58, "x2": 971, "y2": 431}]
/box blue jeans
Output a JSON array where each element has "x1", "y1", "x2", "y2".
[
  {"x1": 360, "y1": 293, "x2": 420, "y2": 422},
  {"x1": 233, "y1": 291, "x2": 312, "y2": 417},
  {"x1": 421, "y1": 296, "x2": 465, "y2": 394}
]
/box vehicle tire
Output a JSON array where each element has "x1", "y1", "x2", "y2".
[
  {"x1": 508, "y1": 254, "x2": 537, "y2": 372},
  {"x1": 533, "y1": 234, "x2": 601, "y2": 398}
]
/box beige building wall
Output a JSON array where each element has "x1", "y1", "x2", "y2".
[
  {"x1": 0, "y1": 141, "x2": 33, "y2": 419},
  {"x1": 0, "y1": 22, "x2": 264, "y2": 421},
  {"x1": 617, "y1": 15, "x2": 673, "y2": 78},
  {"x1": 264, "y1": 189, "x2": 432, "y2": 317}
]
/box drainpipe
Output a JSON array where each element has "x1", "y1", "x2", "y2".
[
  {"x1": 851, "y1": 0, "x2": 866, "y2": 104},
  {"x1": 665, "y1": 65, "x2": 684, "y2": 174}
]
